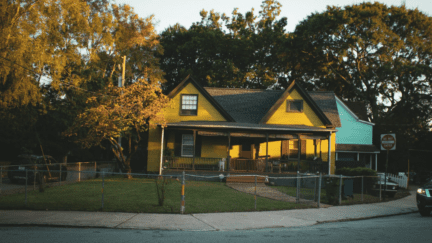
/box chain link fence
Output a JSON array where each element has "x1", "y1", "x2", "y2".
[{"x1": 1, "y1": 167, "x2": 390, "y2": 213}]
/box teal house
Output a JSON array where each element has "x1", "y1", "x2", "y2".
[{"x1": 334, "y1": 97, "x2": 379, "y2": 171}]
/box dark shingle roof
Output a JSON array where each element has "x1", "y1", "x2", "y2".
[
  {"x1": 204, "y1": 88, "x2": 284, "y2": 124},
  {"x1": 204, "y1": 87, "x2": 341, "y2": 128},
  {"x1": 336, "y1": 144, "x2": 379, "y2": 152},
  {"x1": 309, "y1": 92, "x2": 342, "y2": 127},
  {"x1": 344, "y1": 101, "x2": 369, "y2": 121}
]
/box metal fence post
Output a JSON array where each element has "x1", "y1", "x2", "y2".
[
  {"x1": 33, "y1": 168, "x2": 36, "y2": 191},
  {"x1": 361, "y1": 176, "x2": 364, "y2": 202},
  {"x1": 59, "y1": 164, "x2": 62, "y2": 185},
  {"x1": 0, "y1": 167, "x2": 2, "y2": 195},
  {"x1": 317, "y1": 173, "x2": 322, "y2": 208},
  {"x1": 101, "y1": 171, "x2": 105, "y2": 209},
  {"x1": 25, "y1": 169, "x2": 28, "y2": 207},
  {"x1": 379, "y1": 179, "x2": 382, "y2": 201},
  {"x1": 296, "y1": 171, "x2": 300, "y2": 204},
  {"x1": 255, "y1": 175, "x2": 257, "y2": 210},
  {"x1": 339, "y1": 175, "x2": 342, "y2": 205},
  {"x1": 79, "y1": 162, "x2": 81, "y2": 182},
  {"x1": 180, "y1": 171, "x2": 185, "y2": 214}
]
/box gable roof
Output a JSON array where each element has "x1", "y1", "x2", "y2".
[
  {"x1": 167, "y1": 75, "x2": 235, "y2": 122},
  {"x1": 259, "y1": 81, "x2": 334, "y2": 127},
  {"x1": 344, "y1": 101, "x2": 369, "y2": 121},
  {"x1": 335, "y1": 96, "x2": 374, "y2": 125},
  {"x1": 167, "y1": 77, "x2": 341, "y2": 129},
  {"x1": 204, "y1": 88, "x2": 284, "y2": 124},
  {"x1": 308, "y1": 92, "x2": 342, "y2": 128}
]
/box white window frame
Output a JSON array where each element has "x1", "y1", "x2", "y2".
[{"x1": 181, "y1": 134, "x2": 194, "y2": 157}]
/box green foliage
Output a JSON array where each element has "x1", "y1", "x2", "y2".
[
  {"x1": 335, "y1": 167, "x2": 377, "y2": 177},
  {"x1": 324, "y1": 177, "x2": 341, "y2": 205},
  {"x1": 291, "y1": 2, "x2": 432, "y2": 131},
  {"x1": 159, "y1": 0, "x2": 289, "y2": 92},
  {"x1": 154, "y1": 176, "x2": 174, "y2": 206},
  {"x1": 1, "y1": 0, "x2": 165, "y2": 160},
  {"x1": 335, "y1": 167, "x2": 378, "y2": 194}
]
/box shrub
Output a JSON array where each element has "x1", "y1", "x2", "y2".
[{"x1": 335, "y1": 167, "x2": 378, "y2": 193}]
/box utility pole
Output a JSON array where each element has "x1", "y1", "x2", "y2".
[{"x1": 117, "y1": 56, "x2": 126, "y2": 167}]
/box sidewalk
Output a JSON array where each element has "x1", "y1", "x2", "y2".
[{"x1": 0, "y1": 189, "x2": 418, "y2": 231}]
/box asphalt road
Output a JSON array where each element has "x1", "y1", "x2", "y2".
[{"x1": 0, "y1": 213, "x2": 430, "y2": 243}]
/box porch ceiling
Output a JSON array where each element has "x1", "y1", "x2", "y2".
[{"x1": 165, "y1": 121, "x2": 336, "y2": 133}]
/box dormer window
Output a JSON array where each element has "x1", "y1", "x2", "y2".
[
  {"x1": 180, "y1": 94, "x2": 198, "y2": 115},
  {"x1": 286, "y1": 100, "x2": 303, "y2": 113}
]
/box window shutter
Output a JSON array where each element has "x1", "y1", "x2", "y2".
[
  {"x1": 174, "y1": 133, "x2": 181, "y2": 156},
  {"x1": 195, "y1": 135, "x2": 201, "y2": 157},
  {"x1": 301, "y1": 140, "x2": 307, "y2": 160}
]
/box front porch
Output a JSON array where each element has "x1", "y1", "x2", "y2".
[{"x1": 153, "y1": 122, "x2": 336, "y2": 175}]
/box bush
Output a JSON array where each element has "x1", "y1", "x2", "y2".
[
  {"x1": 335, "y1": 167, "x2": 378, "y2": 193},
  {"x1": 325, "y1": 177, "x2": 342, "y2": 205}
]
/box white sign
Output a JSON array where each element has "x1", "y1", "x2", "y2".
[{"x1": 381, "y1": 134, "x2": 396, "y2": 151}]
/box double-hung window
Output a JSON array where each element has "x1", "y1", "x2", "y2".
[
  {"x1": 181, "y1": 134, "x2": 194, "y2": 157},
  {"x1": 286, "y1": 100, "x2": 303, "y2": 112},
  {"x1": 181, "y1": 94, "x2": 198, "y2": 115}
]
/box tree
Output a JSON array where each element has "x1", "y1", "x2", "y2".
[
  {"x1": 65, "y1": 79, "x2": 169, "y2": 177},
  {"x1": 159, "y1": 0, "x2": 289, "y2": 92},
  {"x1": 290, "y1": 2, "x2": 432, "y2": 126},
  {"x1": 0, "y1": 1, "x2": 166, "y2": 162},
  {"x1": 290, "y1": 2, "x2": 432, "y2": 173}
]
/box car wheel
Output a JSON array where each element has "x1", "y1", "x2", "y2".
[{"x1": 419, "y1": 208, "x2": 431, "y2": 217}]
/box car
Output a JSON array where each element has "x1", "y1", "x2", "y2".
[
  {"x1": 416, "y1": 181, "x2": 432, "y2": 216},
  {"x1": 7, "y1": 155, "x2": 67, "y2": 184},
  {"x1": 372, "y1": 173, "x2": 398, "y2": 198},
  {"x1": 414, "y1": 171, "x2": 432, "y2": 185}
]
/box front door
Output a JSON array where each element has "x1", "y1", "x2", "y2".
[{"x1": 240, "y1": 142, "x2": 253, "y2": 159}]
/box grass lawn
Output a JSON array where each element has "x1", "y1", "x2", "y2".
[
  {"x1": 271, "y1": 185, "x2": 411, "y2": 205},
  {"x1": 0, "y1": 176, "x2": 313, "y2": 213}
]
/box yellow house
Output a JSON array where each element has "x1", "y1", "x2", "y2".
[{"x1": 147, "y1": 76, "x2": 341, "y2": 174}]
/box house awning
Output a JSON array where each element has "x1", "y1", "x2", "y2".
[{"x1": 336, "y1": 144, "x2": 380, "y2": 153}]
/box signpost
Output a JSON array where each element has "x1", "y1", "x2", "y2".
[{"x1": 381, "y1": 134, "x2": 396, "y2": 197}]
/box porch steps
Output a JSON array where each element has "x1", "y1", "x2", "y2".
[{"x1": 226, "y1": 175, "x2": 266, "y2": 184}]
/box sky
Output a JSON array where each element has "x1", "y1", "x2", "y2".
[{"x1": 117, "y1": 0, "x2": 432, "y2": 34}]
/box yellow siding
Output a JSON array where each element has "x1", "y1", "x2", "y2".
[
  {"x1": 229, "y1": 145, "x2": 241, "y2": 158},
  {"x1": 266, "y1": 89, "x2": 325, "y2": 127},
  {"x1": 164, "y1": 83, "x2": 226, "y2": 123},
  {"x1": 147, "y1": 127, "x2": 162, "y2": 172},
  {"x1": 319, "y1": 133, "x2": 336, "y2": 174},
  {"x1": 305, "y1": 140, "x2": 315, "y2": 159},
  {"x1": 258, "y1": 141, "x2": 282, "y2": 158},
  {"x1": 201, "y1": 137, "x2": 227, "y2": 158}
]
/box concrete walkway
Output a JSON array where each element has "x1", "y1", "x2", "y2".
[
  {"x1": 226, "y1": 183, "x2": 332, "y2": 207},
  {"x1": 0, "y1": 189, "x2": 419, "y2": 231}
]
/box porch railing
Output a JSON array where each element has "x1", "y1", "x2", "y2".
[
  {"x1": 163, "y1": 156, "x2": 225, "y2": 171},
  {"x1": 230, "y1": 158, "x2": 329, "y2": 173}
]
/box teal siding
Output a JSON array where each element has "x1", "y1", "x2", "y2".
[{"x1": 336, "y1": 100, "x2": 373, "y2": 145}]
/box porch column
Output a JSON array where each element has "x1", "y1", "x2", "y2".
[
  {"x1": 328, "y1": 132, "x2": 332, "y2": 175},
  {"x1": 370, "y1": 154, "x2": 372, "y2": 169},
  {"x1": 297, "y1": 137, "x2": 301, "y2": 172},
  {"x1": 192, "y1": 130, "x2": 196, "y2": 171},
  {"x1": 266, "y1": 133, "x2": 269, "y2": 172},
  {"x1": 357, "y1": 153, "x2": 360, "y2": 162},
  {"x1": 227, "y1": 132, "x2": 231, "y2": 172},
  {"x1": 159, "y1": 126, "x2": 165, "y2": 175},
  {"x1": 375, "y1": 153, "x2": 378, "y2": 171}
]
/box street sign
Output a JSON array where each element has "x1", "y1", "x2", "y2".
[{"x1": 381, "y1": 134, "x2": 396, "y2": 151}]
